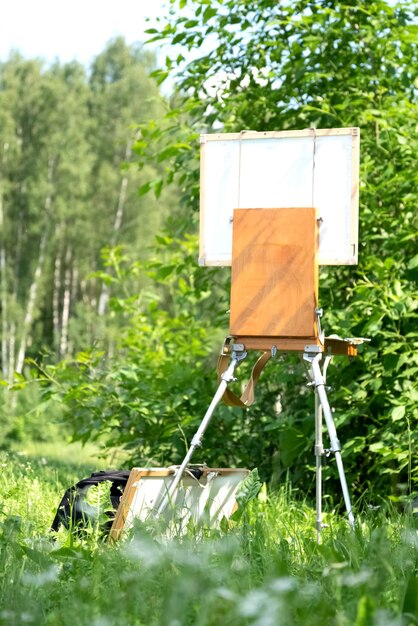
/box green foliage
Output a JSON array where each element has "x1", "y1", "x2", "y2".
[
  {"x1": 0, "y1": 450, "x2": 417, "y2": 626},
  {"x1": 231, "y1": 468, "x2": 262, "y2": 523},
  {"x1": 35, "y1": 243, "x2": 227, "y2": 465},
  {"x1": 0, "y1": 378, "x2": 65, "y2": 446},
  {"x1": 126, "y1": 0, "x2": 418, "y2": 498},
  {"x1": 5, "y1": 2, "x2": 417, "y2": 503},
  {"x1": 0, "y1": 38, "x2": 170, "y2": 385}
]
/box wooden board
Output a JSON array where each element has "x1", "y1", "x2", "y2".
[
  {"x1": 324, "y1": 336, "x2": 358, "y2": 356},
  {"x1": 199, "y1": 128, "x2": 360, "y2": 266},
  {"x1": 225, "y1": 336, "x2": 358, "y2": 354},
  {"x1": 228, "y1": 336, "x2": 322, "y2": 352},
  {"x1": 229, "y1": 208, "x2": 318, "y2": 338}
]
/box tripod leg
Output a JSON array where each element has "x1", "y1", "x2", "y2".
[
  {"x1": 309, "y1": 353, "x2": 355, "y2": 529},
  {"x1": 315, "y1": 391, "x2": 323, "y2": 542},
  {"x1": 156, "y1": 352, "x2": 245, "y2": 517}
]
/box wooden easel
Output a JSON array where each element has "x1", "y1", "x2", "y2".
[
  {"x1": 194, "y1": 127, "x2": 363, "y2": 537},
  {"x1": 110, "y1": 206, "x2": 364, "y2": 540},
  {"x1": 220, "y1": 206, "x2": 363, "y2": 536},
  {"x1": 109, "y1": 129, "x2": 364, "y2": 541}
]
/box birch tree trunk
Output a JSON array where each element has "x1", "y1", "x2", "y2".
[
  {"x1": 15, "y1": 229, "x2": 48, "y2": 374},
  {"x1": 8, "y1": 321, "x2": 15, "y2": 384},
  {"x1": 97, "y1": 140, "x2": 131, "y2": 316},
  {"x1": 15, "y1": 153, "x2": 55, "y2": 375},
  {"x1": 53, "y1": 251, "x2": 62, "y2": 353},
  {"x1": 13, "y1": 179, "x2": 27, "y2": 296},
  {"x1": 52, "y1": 223, "x2": 64, "y2": 353},
  {"x1": 67, "y1": 262, "x2": 78, "y2": 355},
  {"x1": 10, "y1": 206, "x2": 24, "y2": 381},
  {"x1": 59, "y1": 246, "x2": 72, "y2": 358}
]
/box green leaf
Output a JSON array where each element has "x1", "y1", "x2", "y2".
[
  {"x1": 354, "y1": 595, "x2": 375, "y2": 626},
  {"x1": 231, "y1": 469, "x2": 262, "y2": 521},
  {"x1": 203, "y1": 6, "x2": 217, "y2": 22},
  {"x1": 391, "y1": 405, "x2": 406, "y2": 421},
  {"x1": 407, "y1": 254, "x2": 418, "y2": 270},
  {"x1": 172, "y1": 33, "x2": 186, "y2": 44}
]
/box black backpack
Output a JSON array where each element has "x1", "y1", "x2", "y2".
[{"x1": 51, "y1": 469, "x2": 131, "y2": 536}]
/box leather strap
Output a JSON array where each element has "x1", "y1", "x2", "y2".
[{"x1": 216, "y1": 351, "x2": 271, "y2": 408}]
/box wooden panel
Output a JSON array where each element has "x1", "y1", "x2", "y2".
[
  {"x1": 229, "y1": 208, "x2": 318, "y2": 338},
  {"x1": 108, "y1": 469, "x2": 137, "y2": 542},
  {"x1": 324, "y1": 337, "x2": 358, "y2": 357},
  {"x1": 232, "y1": 336, "x2": 321, "y2": 352},
  {"x1": 227, "y1": 336, "x2": 358, "y2": 355}
]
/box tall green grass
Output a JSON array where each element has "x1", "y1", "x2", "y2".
[{"x1": 0, "y1": 449, "x2": 417, "y2": 626}]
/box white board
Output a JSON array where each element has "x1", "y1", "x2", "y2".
[
  {"x1": 199, "y1": 128, "x2": 360, "y2": 266},
  {"x1": 114, "y1": 467, "x2": 249, "y2": 538}
]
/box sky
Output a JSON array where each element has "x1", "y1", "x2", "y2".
[{"x1": 0, "y1": 0, "x2": 169, "y2": 67}]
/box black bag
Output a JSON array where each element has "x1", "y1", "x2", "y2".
[{"x1": 51, "y1": 470, "x2": 131, "y2": 535}]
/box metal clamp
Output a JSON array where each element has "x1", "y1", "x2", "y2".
[
  {"x1": 315, "y1": 307, "x2": 325, "y2": 344},
  {"x1": 304, "y1": 344, "x2": 323, "y2": 355}
]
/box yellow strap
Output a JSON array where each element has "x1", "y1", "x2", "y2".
[{"x1": 216, "y1": 351, "x2": 271, "y2": 408}]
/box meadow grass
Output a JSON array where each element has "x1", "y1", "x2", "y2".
[{"x1": 0, "y1": 447, "x2": 417, "y2": 626}]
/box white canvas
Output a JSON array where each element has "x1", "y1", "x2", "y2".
[
  {"x1": 122, "y1": 467, "x2": 249, "y2": 536},
  {"x1": 199, "y1": 128, "x2": 360, "y2": 266}
]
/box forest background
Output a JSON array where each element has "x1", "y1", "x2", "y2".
[{"x1": 0, "y1": 0, "x2": 417, "y2": 505}]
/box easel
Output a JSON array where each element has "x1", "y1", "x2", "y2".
[
  {"x1": 112, "y1": 128, "x2": 365, "y2": 540},
  {"x1": 157, "y1": 206, "x2": 365, "y2": 539}
]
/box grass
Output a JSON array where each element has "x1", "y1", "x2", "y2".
[{"x1": 0, "y1": 446, "x2": 417, "y2": 626}]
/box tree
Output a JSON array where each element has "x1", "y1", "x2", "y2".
[
  {"x1": 31, "y1": 1, "x2": 418, "y2": 501},
  {"x1": 87, "y1": 38, "x2": 172, "y2": 318},
  {"x1": 0, "y1": 41, "x2": 171, "y2": 368},
  {"x1": 0, "y1": 42, "x2": 174, "y2": 443},
  {"x1": 133, "y1": 0, "x2": 418, "y2": 497},
  {"x1": 0, "y1": 55, "x2": 68, "y2": 378}
]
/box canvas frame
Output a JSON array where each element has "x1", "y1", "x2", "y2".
[
  {"x1": 109, "y1": 466, "x2": 249, "y2": 541},
  {"x1": 199, "y1": 128, "x2": 360, "y2": 266}
]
